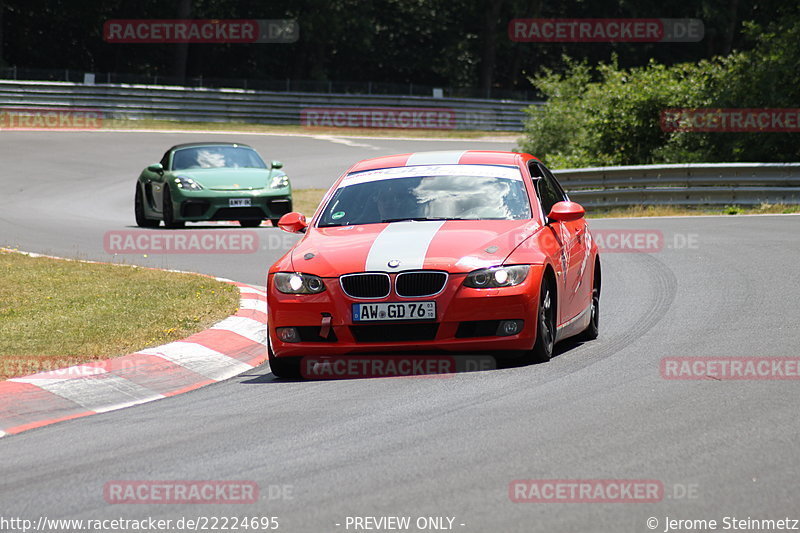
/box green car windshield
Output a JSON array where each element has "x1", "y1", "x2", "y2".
[
  {"x1": 318, "y1": 172, "x2": 531, "y2": 227},
  {"x1": 171, "y1": 146, "x2": 267, "y2": 171}
]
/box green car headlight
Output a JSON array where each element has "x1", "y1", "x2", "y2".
[
  {"x1": 174, "y1": 176, "x2": 203, "y2": 190},
  {"x1": 274, "y1": 272, "x2": 326, "y2": 294},
  {"x1": 463, "y1": 265, "x2": 530, "y2": 289},
  {"x1": 270, "y1": 175, "x2": 289, "y2": 189}
]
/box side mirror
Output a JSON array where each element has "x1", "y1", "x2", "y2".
[
  {"x1": 271, "y1": 160, "x2": 283, "y2": 169},
  {"x1": 548, "y1": 201, "x2": 585, "y2": 222},
  {"x1": 147, "y1": 163, "x2": 164, "y2": 174},
  {"x1": 277, "y1": 212, "x2": 308, "y2": 233}
]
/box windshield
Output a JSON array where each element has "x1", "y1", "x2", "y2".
[
  {"x1": 171, "y1": 146, "x2": 267, "y2": 171},
  {"x1": 318, "y1": 169, "x2": 531, "y2": 227}
]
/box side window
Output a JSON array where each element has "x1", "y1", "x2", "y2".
[
  {"x1": 530, "y1": 163, "x2": 565, "y2": 219},
  {"x1": 542, "y1": 166, "x2": 568, "y2": 201}
]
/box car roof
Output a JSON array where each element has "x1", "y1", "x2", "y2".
[
  {"x1": 347, "y1": 150, "x2": 536, "y2": 173},
  {"x1": 168, "y1": 142, "x2": 255, "y2": 151}
]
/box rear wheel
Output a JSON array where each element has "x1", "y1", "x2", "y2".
[
  {"x1": 134, "y1": 184, "x2": 159, "y2": 228},
  {"x1": 239, "y1": 219, "x2": 262, "y2": 228},
  {"x1": 162, "y1": 186, "x2": 185, "y2": 229}
]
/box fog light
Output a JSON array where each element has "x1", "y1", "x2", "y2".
[
  {"x1": 277, "y1": 327, "x2": 301, "y2": 343},
  {"x1": 497, "y1": 320, "x2": 523, "y2": 337}
]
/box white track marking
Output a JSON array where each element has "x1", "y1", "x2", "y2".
[
  {"x1": 15, "y1": 375, "x2": 165, "y2": 413},
  {"x1": 141, "y1": 342, "x2": 253, "y2": 381},
  {"x1": 238, "y1": 286, "x2": 267, "y2": 297},
  {"x1": 313, "y1": 135, "x2": 380, "y2": 150},
  {"x1": 210, "y1": 316, "x2": 267, "y2": 344},
  {"x1": 239, "y1": 298, "x2": 268, "y2": 313}
]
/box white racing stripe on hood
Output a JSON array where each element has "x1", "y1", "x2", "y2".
[
  {"x1": 366, "y1": 221, "x2": 445, "y2": 272},
  {"x1": 406, "y1": 150, "x2": 466, "y2": 166}
]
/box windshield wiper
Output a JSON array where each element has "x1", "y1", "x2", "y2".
[{"x1": 380, "y1": 217, "x2": 463, "y2": 223}]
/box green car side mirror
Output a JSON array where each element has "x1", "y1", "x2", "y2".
[
  {"x1": 147, "y1": 163, "x2": 164, "y2": 174},
  {"x1": 271, "y1": 160, "x2": 283, "y2": 169}
]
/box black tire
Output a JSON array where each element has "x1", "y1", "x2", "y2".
[
  {"x1": 270, "y1": 218, "x2": 281, "y2": 227},
  {"x1": 135, "y1": 184, "x2": 160, "y2": 228},
  {"x1": 267, "y1": 334, "x2": 301, "y2": 378},
  {"x1": 162, "y1": 186, "x2": 185, "y2": 229},
  {"x1": 239, "y1": 219, "x2": 262, "y2": 228},
  {"x1": 577, "y1": 285, "x2": 600, "y2": 342},
  {"x1": 530, "y1": 275, "x2": 556, "y2": 363}
]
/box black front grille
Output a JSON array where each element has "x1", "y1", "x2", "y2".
[
  {"x1": 296, "y1": 326, "x2": 338, "y2": 343},
  {"x1": 340, "y1": 273, "x2": 391, "y2": 299},
  {"x1": 181, "y1": 200, "x2": 210, "y2": 218},
  {"x1": 396, "y1": 271, "x2": 448, "y2": 297},
  {"x1": 350, "y1": 323, "x2": 439, "y2": 343},
  {"x1": 267, "y1": 198, "x2": 292, "y2": 217},
  {"x1": 456, "y1": 320, "x2": 502, "y2": 338},
  {"x1": 211, "y1": 207, "x2": 266, "y2": 221}
]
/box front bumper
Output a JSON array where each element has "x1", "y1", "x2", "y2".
[
  {"x1": 174, "y1": 191, "x2": 292, "y2": 221},
  {"x1": 267, "y1": 266, "x2": 544, "y2": 358}
]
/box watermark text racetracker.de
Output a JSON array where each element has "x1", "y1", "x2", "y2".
[
  {"x1": 509, "y1": 18, "x2": 703, "y2": 42},
  {"x1": 661, "y1": 108, "x2": 800, "y2": 132},
  {"x1": 0, "y1": 107, "x2": 103, "y2": 130},
  {"x1": 103, "y1": 19, "x2": 298, "y2": 43},
  {"x1": 301, "y1": 354, "x2": 496, "y2": 379},
  {"x1": 0, "y1": 515, "x2": 280, "y2": 532},
  {"x1": 661, "y1": 357, "x2": 800, "y2": 380},
  {"x1": 508, "y1": 479, "x2": 700, "y2": 503},
  {"x1": 513, "y1": 229, "x2": 698, "y2": 253},
  {"x1": 103, "y1": 230, "x2": 300, "y2": 255}
]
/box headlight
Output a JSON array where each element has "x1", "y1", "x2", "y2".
[
  {"x1": 174, "y1": 176, "x2": 203, "y2": 190},
  {"x1": 463, "y1": 265, "x2": 530, "y2": 288},
  {"x1": 270, "y1": 175, "x2": 289, "y2": 189},
  {"x1": 274, "y1": 272, "x2": 326, "y2": 294}
]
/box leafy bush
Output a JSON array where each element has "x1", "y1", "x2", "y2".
[{"x1": 518, "y1": 17, "x2": 800, "y2": 167}]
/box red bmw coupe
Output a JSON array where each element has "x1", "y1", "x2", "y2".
[{"x1": 267, "y1": 150, "x2": 600, "y2": 378}]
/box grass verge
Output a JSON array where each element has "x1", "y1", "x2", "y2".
[
  {"x1": 586, "y1": 203, "x2": 800, "y2": 218},
  {"x1": 0, "y1": 250, "x2": 240, "y2": 380},
  {"x1": 101, "y1": 118, "x2": 519, "y2": 140}
]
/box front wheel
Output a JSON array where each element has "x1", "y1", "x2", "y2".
[
  {"x1": 267, "y1": 332, "x2": 301, "y2": 378},
  {"x1": 135, "y1": 184, "x2": 159, "y2": 228},
  {"x1": 530, "y1": 276, "x2": 556, "y2": 363},
  {"x1": 577, "y1": 286, "x2": 599, "y2": 342},
  {"x1": 162, "y1": 186, "x2": 185, "y2": 229}
]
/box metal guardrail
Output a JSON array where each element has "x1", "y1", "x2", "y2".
[
  {"x1": 0, "y1": 80, "x2": 536, "y2": 131},
  {"x1": 0, "y1": 66, "x2": 540, "y2": 101},
  {"x1": 2, "y1": 81, "x2": 797, "y2": 206},
  {"x1": 554, "y1": 163, "x2": 800, "y2": 207}
]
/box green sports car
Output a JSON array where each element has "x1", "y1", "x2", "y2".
[{"x1": 134, "y1": 142, "x2": 292, "y2": 228}]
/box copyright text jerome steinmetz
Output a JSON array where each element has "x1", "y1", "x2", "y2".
[{"x1": 648, "y1": 516, "x2": 800, "y2": 531}]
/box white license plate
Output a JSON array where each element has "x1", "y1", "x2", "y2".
[
  {"x1": 352, "y1": 301, "x2": 436, "y2": 322},
  {"x1": 229, "y1": 198, "x2": 251, "y2": 207}
]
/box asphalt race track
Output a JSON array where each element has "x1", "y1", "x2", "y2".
[{"x1": 2, "y1": 130, "x2": 800, "y2": 532}]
